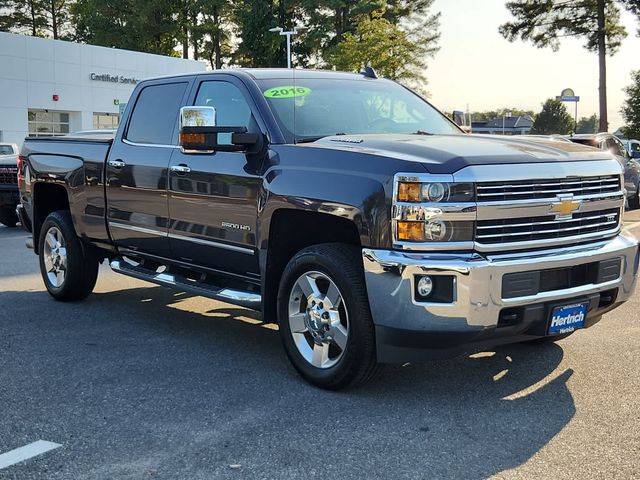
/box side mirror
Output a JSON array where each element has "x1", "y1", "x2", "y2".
[
  {"x1": 179, "y1": 106, "x2": 262, "y2": 153},
  {"x1": 451, "y1": 110, "x2": 471, "y2": 133},
  {"x1": 452, "y1": 110, "x2": 465, "y2": 127}
]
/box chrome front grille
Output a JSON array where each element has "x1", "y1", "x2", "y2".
[
  {"x1": 476, "y1": 208, "x2": 620, "y2": 245},
  {"x1": 474, "y1": 173, "x2": 624, "y2": 251},
  {"x1": 392, "y1": 163, "x2": 625, "y2": 253},
  {"x1": 477, "y1": 175, "x2": 620, "y2": 202}
]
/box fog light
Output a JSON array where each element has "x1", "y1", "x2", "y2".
[{"x1": 417, "y1": 276, "x2": 433, "y2": 298}]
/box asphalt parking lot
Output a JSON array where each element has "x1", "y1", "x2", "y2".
[{"x1": 1, "y1": 218, "x2": 639, "y2": 480}]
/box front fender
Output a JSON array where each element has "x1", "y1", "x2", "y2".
[{"x1": 259, "y1": 166, "x2": 391, "y2": 249}]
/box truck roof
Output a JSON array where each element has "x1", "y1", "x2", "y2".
[{"x1": 142, "y1": 68, "x2": 382, "y2": 83}]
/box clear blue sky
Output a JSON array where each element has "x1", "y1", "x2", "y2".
[{"x1": 428, "y1": 0, "x2": 640, "y2": 130}]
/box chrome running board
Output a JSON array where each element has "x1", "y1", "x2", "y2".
[{"x1": 110, "y1": 258, "x2": 261, "y2": 310}]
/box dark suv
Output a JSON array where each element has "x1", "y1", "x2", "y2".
[
  {"x1": 0, "y1": 142, "x2": 19, "y2": 227},
  {"x1": 568, "y1": 133, "x2": 640, "y2": 209}
]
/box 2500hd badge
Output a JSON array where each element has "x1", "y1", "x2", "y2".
[{"x1": 16, "y1": 68, "x2": 639, "y2": 390}]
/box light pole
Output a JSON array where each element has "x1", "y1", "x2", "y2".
[
  {"x1": 502, "y1": 110, "x2": 512, "y2": 135},
  {"x1": 269, "y1": 26, "x2": 307, "y2": 68}
]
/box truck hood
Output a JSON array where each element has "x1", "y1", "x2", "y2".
[
  {"x1": 307, "y1": 134, "x2": 611, "y2": 174},
  {"x1": 0, "y1": 154, "x2": 17, "y2": 166}
]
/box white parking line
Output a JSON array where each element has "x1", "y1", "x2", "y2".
[{"x1": 0, "y1": 440, "x2": 61, "y2": 470}]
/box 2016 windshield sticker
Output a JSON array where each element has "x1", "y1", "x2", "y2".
[{"x1": 263, "y1": 86, "x2": 311, "y2": 98}]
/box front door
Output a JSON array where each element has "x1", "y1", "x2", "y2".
[
  {"x1": 167, "y1": 79, "x2": 264, "y2": 277},
  {"x1": 106, "y1": 80, "x2": 190, "y2": 258}
]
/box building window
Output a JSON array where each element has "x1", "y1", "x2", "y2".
[
  {"x1": 28, "y1": 110, "x2": 70, "y2": 137},
  {"x1": 93, "y1": 112, "x2": 119, "y2": 130}
]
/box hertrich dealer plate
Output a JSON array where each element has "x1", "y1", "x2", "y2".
[{"x1": 548, "y1": 302, "x2": 588, "y2": 335}]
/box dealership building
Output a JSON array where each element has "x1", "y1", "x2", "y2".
[{"x1": 0, "y1": 31, "x2": 206, "y2": 147}]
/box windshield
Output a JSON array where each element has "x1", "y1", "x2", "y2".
[
  {"x1": 0, "y1": 145, "x2": 15, "y2": 155},
  {"x1": 257, "y1": 78, "x2": 461, "y2": 143}
]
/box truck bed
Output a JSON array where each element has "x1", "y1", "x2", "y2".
[{"x1": 21, "y1": 136, "x2": 114, "y2": 249}]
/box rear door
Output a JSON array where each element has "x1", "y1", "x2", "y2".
[
  {"x1": 106, "y1": 79, "x2": 191, "y2": 258},
  {"x1": 167, "y1": 77, "x2": 265, "y2": 277}
]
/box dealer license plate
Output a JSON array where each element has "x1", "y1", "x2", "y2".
[{"x1": 548, "y1": 302, "x2": 587, "y2": 335}]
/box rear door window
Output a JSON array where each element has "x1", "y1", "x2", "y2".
[{"x1": 126, "y1": 82, "x2": 188, "y2": 145}]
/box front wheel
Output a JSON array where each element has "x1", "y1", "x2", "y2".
[
  {"x1": 277, "y1": 243, "x2": 381, "y2": 390},
  {"x1": 38, "y1": 211, "x2": 99, "y2": 301}
]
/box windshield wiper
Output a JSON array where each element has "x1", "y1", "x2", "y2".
[{"x1": 413, "y1": 130, "x2": 433, "y2": 136}]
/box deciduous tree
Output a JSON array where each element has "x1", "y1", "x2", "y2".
[
  {"x1": 329, "y1": 8, "x2": 439, "y2": 90},
  {"x1": 576, "y1": 114, "x2": 599, "y2": 133},
  {"x1": 531, "y1": 98, "x2": 575, "y2": 134},
  {"x1": 72, "y1": 0, "x2": 178, "y2": 56},
  {"x1": 621, "y1": 70, "x2": 640, "y2": 139}
]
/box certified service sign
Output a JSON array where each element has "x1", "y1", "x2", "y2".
[{"x1": 90, "y1": 73, "x2": 138, "y2": 85}]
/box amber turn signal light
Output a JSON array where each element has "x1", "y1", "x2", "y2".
[
  {"x1": 180, "y1": 132, "x2": 206, "y2": 146},
  {"x1": 397, "y1": 182, "x2": 421, "y2": 202},
  {"x1": 397, "y1": 221, "x2": 425, "y2": 241}
]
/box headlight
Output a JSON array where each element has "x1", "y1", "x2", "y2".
[
  {"x1": 397, "y1": 220, "x2": 474, "y2": 242},
  {"x1": 397, "y1": 182, "x2": 474, "y2": 203}
]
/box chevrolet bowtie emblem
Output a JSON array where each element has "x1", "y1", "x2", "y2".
[{"x1": 550, "y1": 197, "x2": 581, "y2": 217}]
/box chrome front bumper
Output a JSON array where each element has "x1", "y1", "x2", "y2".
[{"x1": 362, "y1": 232, "x2": 639, "y2": 362}]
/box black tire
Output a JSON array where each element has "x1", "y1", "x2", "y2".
[
  {"x1": 38, "y1": 210, "x2": 99, "y2": 301},
  {"x1": 0, "y1": 207, "x2": 18, "y2": 228},
  {"x1": 523, "y1": 332, "x2": 574, "y2": 345},
  {"x1": 277, "y1": 243, "x2": 382, "y2": 390},
  {"x1": 628, "y1": 185, "x2": 640, "y2": 210}
]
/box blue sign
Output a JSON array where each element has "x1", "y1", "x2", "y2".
[
  {"x1": 557, "y1": 88, "x2": 579, "y2": 102},
  {"x1": 548, "y1": 302, "x2": 587, "y2": 335}
]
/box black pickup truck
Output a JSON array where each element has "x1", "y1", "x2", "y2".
[{"x1": 18, "y1": 69, "x2": 639, "y2": 389}]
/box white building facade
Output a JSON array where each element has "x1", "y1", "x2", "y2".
[{"x1": 0, "y1": 32, "x2": 206, "y2": 147}]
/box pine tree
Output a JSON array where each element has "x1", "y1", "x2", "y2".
[
  {"x1": 500, "y1": 0, "x2": 628, "y2": 132},
  {"x1": 0, "y1": 0, "x2": 47, "y2": 37}
]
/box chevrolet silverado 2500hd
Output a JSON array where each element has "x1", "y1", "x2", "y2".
[{"x1": 18, "y1": 69, "x2": 639, "y2": 389}]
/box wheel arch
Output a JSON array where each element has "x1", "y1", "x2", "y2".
[
  {"x1": 32, "y1": 182, "x2": 72, "y2": 254},
  {"x1": 260, "y1": 208, "x2": 363, "y2": 323}
]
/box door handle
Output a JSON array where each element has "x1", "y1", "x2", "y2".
[
  {"x1": 108, "y1": 159, "x2": 126, "y2": 169},
  {"x1": 170, "y1": 164, "x2": 191, "y2": 174}
]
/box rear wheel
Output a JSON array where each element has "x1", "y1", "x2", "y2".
[
  {"x1": 38, "y1": 211, "x2": 99, "y2": 301},
  {"x1": 0, "y1": 207, "x2": 18, "y2": 227},
  {"x1": 277, "y1": 243, "x2": 381, "y2": 390}
]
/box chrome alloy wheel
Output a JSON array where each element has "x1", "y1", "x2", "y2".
[
  {"x1": 43, "y1": 226, "x2": 67, "y2": 288},
  {"x1": 288, "y1": 271, "x2": 349, "y2": 369}
]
